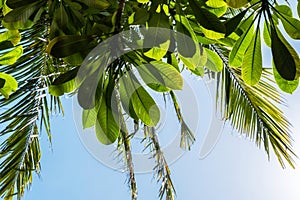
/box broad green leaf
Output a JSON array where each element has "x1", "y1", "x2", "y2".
[
  {"x1": 136, "y1": 60, "x2": 183, "y2": 92},
  {"x1": 176, "y1": 21, "x2": 197, "y2": 58},
  {"x1": 224, "y1": 10, "x2": 247, "y2": 37},
  {"x1": 144, "y1": 40, "x2": 170, "y2": 61},
  {"x1": 120, "y1": 73, "x2": 160, "y2": 126},
  {"x1": 131, "y1": 86, "x2": 160, "y2": 126},
  {"x1": 277, "y1": 13, "x2": 300, "y2": 39},
  {"x1": 271, "y1": 27, "x2": 296, "y2": 80},
  {"x1": 0, "y1": 72, "x2": 18, "y2": 99},
  {"x1": 119, "y1": 75, "x2": 139, "y2": 120},
  {"x1": 0, "y1": 46, "x2": 23, "y2": 65},
  {"x1": 0, "y1": 30, "x2": 21, "y2": 46},
  {"x1": 6, "y1": 0, "x2": 40, "y2": 9},
  {"x1": 49, "y1": 68, "x2": 79, "y2": 96},
  {"x1": 52, "y1": 67, "x2": 79, "y2": 85},
  {"x1": 201, "y1": 27, "x2": 225, "y2": 39},
  {"x1": 78, "y1": 0, "x2": 110, "y2": 10},
  {"x1": 3, "y1": 1, "x2": 43, "y2": 29},
  {"x1": 175, "y1": 15, "x2": 207, "y2": 70},
  {"x1": 144, "y1": 12, "x2": 170, "y2": 48},
  {"x1": 137, "y1": 0, "x2": 150, "y2": 3},
  {"x1": 229, "y1": 20, "x2": 254, "y2": 67},
  {"x1": 275, "y1": 5, "x2": 293, "y2": 17},
  {"x1": 189, "y1": 0, "x2": 226, "y2": 33},
  {"x1": 207, "y1": 6, "x2": 227, "y2": 17},
  {"x1": 167, "y1": 53, "x2": 180, "y2": 72},
  {"x1": 204, "y1": 48, "x2": 223, "y2": 72},
  {"x1": 242, "y1": 29, "x2": 262, "y2": 85},
  {"x1": 275, "y1": 27, "x2": 300, "y2": 79},
  {"x1": 82, "y1": 107, "x2": 98, "y2": 128},
  {"x1": 206, "y1": 0, "x2": 227, "y2": 8},
  {"x1": 47, "y1": 35, "x2": 93, "y2": 58},
  {"x1": 191, "y1": 66, "x2": 205, "y2": 77},
  {"x1": 95, "y1": 93, "x2": 120, "y2": 145},
  {"x1": 226, "y1": 0, "x2": 249, "y2": 8},
  {"x1": 273, "y1": 63, "x2": 299, "y2": 94},
  {"x1": 132, "y1": 8, "x2": 149, "y2": 25},
  {"x1": 263, "y1": 21, "x2": 271, "y2": 47},
  {"x1": 179, "y1": 47, "x2": 207, "y2": 70}
]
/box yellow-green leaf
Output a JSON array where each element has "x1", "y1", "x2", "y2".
[
  {"x1": 0, "y1": 45, "x2": 23, "y2": 65},
  {"x1": 226, "y1": 0, "x2": 249, "y2": 8},
  {"x1": 242, "y1": 29, "x2": 262, "y2": 85},
  {"x1": 229, "y1": 20, "x2": 254, "y2": 67},
  {"x1": 0, "y1": 72, "x2": 18, "y2": 99},
  {"x1": 204, "y1": 48, "x2": 223, "y2": 72}
]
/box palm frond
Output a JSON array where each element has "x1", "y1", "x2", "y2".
[
  {"x1": 0, "y1": 23, "x2": 62, "y2": 200},
  {"x1": 144, "y1": 126, "x2": 176, "y2": 200},
  {"x1": 212, "y1": 45, "x2": 296, "y2": 168}
]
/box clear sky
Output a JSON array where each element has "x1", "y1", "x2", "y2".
[{"x1": 22, "y1": 78, "x2": 300, "y2": 200}]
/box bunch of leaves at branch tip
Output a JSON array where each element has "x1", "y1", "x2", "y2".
[{"x1": 226, "y1": 0, "x2": 300, "y2": 93}]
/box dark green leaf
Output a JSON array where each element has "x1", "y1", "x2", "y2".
[
  {"x1": 190, "y1": 0, "x2": 226, "y2": 33},
  {"x1": 144, "y1": 12, "x2": 170, "y2": 48},
  {"x1": 95, "y1": 92, "x2": 120, "y2": 145},
  {"x1": 176, "y1": 21, "x2": 197, "y2": 58},
  {"x1": 273, "y1": 62, "x2": 299, "y2": 94},
  {"x1": 52, "y1": 67, "x2": 79, "y2": 85},
  {"x1": 224, "y1": 10, "x2": 247, "y2": 37},
  {"x1": 120, "y1": 72, "x2": 160, "y2": 126},
  {"x1": 47, "y1": 35, "x2": 93, "y2": 58},
  {"x1": 271, "y1": 27, "x2": 296, "y2": 80},
  {"x1": 3, "y1": 1, "x2": 44, "y2": 29},
  {"x1": 6, "y1": 0, "x2": 40, "y2": 9},
  {"x1": 0, "y1": 78, "x2": 5, "y2": 88},
  {"x1": 133, "y1": 8, "x2": 149, "y2": 25}
]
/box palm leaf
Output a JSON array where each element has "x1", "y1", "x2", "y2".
[
  {"x1": 0, "y1": 23, "x2": 62, "y2": 200},
  {"x1": 212, "y1": 45, "x2": 295, "y2": 168}
]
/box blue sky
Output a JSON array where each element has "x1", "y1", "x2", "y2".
[{"x1": 22, "y1": 79, "x2": 300, "y2": 200}]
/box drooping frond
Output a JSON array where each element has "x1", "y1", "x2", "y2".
[
  {"x1": 144, "y1": 126, "x2": 175, "y2": 200},
  {"x1": 212, "y1": 46, "x2": 296, "y2": 168},
  {"x1": 0, "y1": 23, "x2": 62, "y2": 200},
  {"x1": 169, "y1": 91, "x2": 195, "y2": 151}
]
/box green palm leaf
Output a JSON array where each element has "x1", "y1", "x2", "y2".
[
  {"x1": 0, "y1": 24, "x2": 62, "y2": 200},
  {"x1": 213, "y1": 46, "x2": 295, "y2": 168}
]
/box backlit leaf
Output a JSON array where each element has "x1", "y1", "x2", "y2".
[
  {"x1": 189, "y1": 0, "x2": 226, "y2": 33},
  {"x1": 273, "y1": 62, "x2": 299, "y2": 94},
  {"x1": 242, "y1": 28, "x2": 262, "y2": 85},
  {"x1": 205, "y1": 48, "x2": 223, "y2": 72},
  {"x1": 0, "y1": 46, "x2": 23, "y2": 65},
  {"x1": 0, "y1": 72, "x2": 18, "y2": 99},
  {"x1": 136, "y1": 60, "x2": 183, "y2": 92},
  {"x1": 229, "y1": 19, "x2": 254, "y2": 67}
]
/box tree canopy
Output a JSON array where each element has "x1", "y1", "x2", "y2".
[{"x1": 0, "y1": 0, "x2": 300, "y2": 199}]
